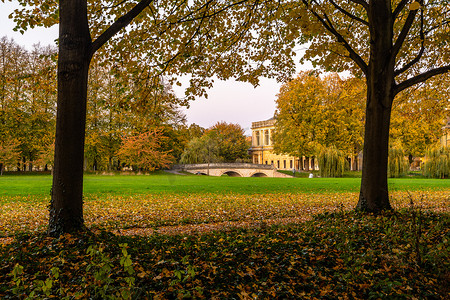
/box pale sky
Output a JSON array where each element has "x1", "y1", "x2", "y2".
[{"x1": 0, "y1": 1, "x2": 311, "y2": 135}]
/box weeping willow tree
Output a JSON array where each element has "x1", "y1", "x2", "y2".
[
  {"x1": 179, "y1": 136, "x2": 219, "y2": 164},
  {"x1": 388, "y1": 145, "x2": 409, "y2": 178},
  {"x1": 317, "y1": 145, "x2": 347, "y2": 178},
  {"x1": 422, "y1": 146, "x2": 449, "y2": 179}
]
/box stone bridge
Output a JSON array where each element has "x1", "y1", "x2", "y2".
[{"x1": 174, "y1": 163, "x2": 292, "y2": 178}]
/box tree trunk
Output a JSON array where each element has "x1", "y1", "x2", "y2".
[
  {"x1": 357, "y1": 87, "x2": 393, "y2": 212},
  {"x1": 48, "y1": 0, "x2": 92, "y2": 236},
  {"x1": 352, "y1": 154, "x2": 358, "y2": 171},
  {"x1": 357, "y1": 1, "x2": 395, "y2": 212}
]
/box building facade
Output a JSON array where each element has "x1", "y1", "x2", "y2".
[{"x1": 248, "y1": 117, "x2": 317, "y2": 170}]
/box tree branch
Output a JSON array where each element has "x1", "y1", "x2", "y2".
[
  {"x1": 392, "y1": 0, "x2": 423, "y2": 60},
  {"x1": 348, "y1": 0, "x2": 368, "y2": 11},
  {"x1": 394, "y1": 65, "x2": 450, "y2": 95},
  {"x1": 90, "y1": 0, "x2": 154, "y2": 57},
  {"x1": 394, "y1": 8, "x2": 425, "y2": 76},
  {"x1": 175, "y1": 0, "x2": 251, "y2": 24},
  {"x1": 392, "y1": 0, "x2": 409, "y2": 19},
  {"x1": 395, "y1": 45, "x2": 424, "y2": 76},
  {"x1": 329, "y1": 0, "x2": 368, "y2": 26},
  {"x1": 305, "y1": 0, "x2": 368, "y2": 75}
]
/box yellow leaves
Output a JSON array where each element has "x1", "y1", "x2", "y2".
[
  {"x1": 409, "y1": 2, "x2": 421, "y2": 11},
  {"x1": 0, "y1": 190, "x2": 449, "y2": 238}
]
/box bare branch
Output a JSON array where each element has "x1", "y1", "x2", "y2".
[
  {"x1": 91, "y1": 0, "x2": 154, "y2": 57},
  {"x1": 394, "y1": 65, "x2": 450, "y2": 95},
  {"x1": 329, "y1": 0, "x2": 368, "y2": 26}
]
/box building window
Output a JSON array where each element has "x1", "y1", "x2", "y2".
[
  {"x1": 290, "y1": 160, "x2": 293, "y2": 169},
  {"x1": 265, "y1": 161, "x2": 268, "y2": 165},
  {"x1": 271, "y1": 160, "x2": 274, "y2": 165},
  {"x1": 264, "y1": 130, "x2": 269, "y2": 145},
  {"x1": 255, "y1": 131, "x2": 260, "y2": 146},
  {"x1": 277, "y1": 160, "x2": 280, "y2": 168},
  {"x1": 283, "y1": 160, "x2": 286, "y2": 169}
]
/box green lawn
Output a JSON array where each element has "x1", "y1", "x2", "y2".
[{"x1": 0, "y1": 172, "x2": 448, "y2": 196}]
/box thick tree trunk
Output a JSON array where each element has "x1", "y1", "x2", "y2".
[
  {"x1": 357, "y1": 1, "x2": 395, "y2": 212},
  {"x1": 48, "y1": 0, "x2": 92, "y2": 236},
  {"x1": 357, "y1": 84, "x2": 393, "y2": 212}
]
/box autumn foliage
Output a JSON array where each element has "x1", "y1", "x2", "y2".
[
  {"x1": 274, "y1": 72, "x2": 365, "y2": 164},
  {"x1": 0, "y1": 192, "x2": 448, "y2": 298},
  {"x1": 180, "y1": 122, "x2": 249, "y2": 164},
  {"x1": 117, "y1": 129, "x2": 175, "y2": 172},
  {"x1": 422, "y1": 145, "x2": 450, "y2": 179},
  {"x1": 0, "y1": 139, "x2": 21, "y2": 175}
]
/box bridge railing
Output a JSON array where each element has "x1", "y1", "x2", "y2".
[{"x1": 173, "y1": 163, "x2": 276, "y2": 170}]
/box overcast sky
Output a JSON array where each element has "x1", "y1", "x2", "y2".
[{"x1": 0, "y1": 1, "x2": 312, "y2": 135}]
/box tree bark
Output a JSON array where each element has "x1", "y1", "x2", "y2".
[
  {"x1": 357, "y1": 82, "x2": 393, "y2": 212},
  {"x1": 356, "y1": 0, "x2": 394, "y2": 212},
  {"x1": 48, "y1": 0, "x2": 92, "y2": 236}
]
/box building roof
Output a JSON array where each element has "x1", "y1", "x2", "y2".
[{"x1": 251, "y1": 117, "x2": 276, "y2": 129}]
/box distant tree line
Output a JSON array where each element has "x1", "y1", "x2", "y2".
[
  {"x1": 0, "y1": 37, "x2": 250, "y2": 174},
  {"x1": 273, "y1": 71, "x2": 449, "y2": 177}
]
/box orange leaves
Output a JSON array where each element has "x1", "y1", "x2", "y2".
[
  {"x1": 117, "y1": 128, "x2": 175, "y2": 171},
  {"x1": 0, "y1": 140, "x2": 21, "y2": 173}
]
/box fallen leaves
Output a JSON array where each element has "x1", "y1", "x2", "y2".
[
  {"x1": 0, "y1": 191, "x2": 448, "y2": 238},
  {"x1": 0, "y1": 186, "x2": 448, "y2": 298},
  {"x1": 1, "y1": 208, "x2": 447, "y2": 299}
]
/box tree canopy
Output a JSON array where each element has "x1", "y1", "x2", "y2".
[
  {"x1": 274, "y1": 71, "x2": 366, "y2": 160},
  {"x1": 180, "y1": 122, "x2": 249, "y2": 164}
]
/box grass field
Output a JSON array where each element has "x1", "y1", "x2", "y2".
[
  {"x1": 0, "y1": 172, "x2": 449, "y2": 196},
  {"x1": 0, "y1": 172, "x2": 448, "y2": 236},
  {"x1": 0, "y1": 173, "x2": 448, "y2": 298}
]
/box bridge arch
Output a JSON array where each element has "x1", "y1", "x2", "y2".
[
  {"x1": 195, "y1": 172, "x2": 208, "y2": 176},
  {"x1": 250, "y1": 172, "x2": 269, "y2": 177},
  {"x1": 221, "y1": 170, "x2": 242, "y2": 177}
]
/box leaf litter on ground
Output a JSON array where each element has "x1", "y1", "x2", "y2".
[{"x1": 0, "y1": 190, "x2": 448, "y2": 299}]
